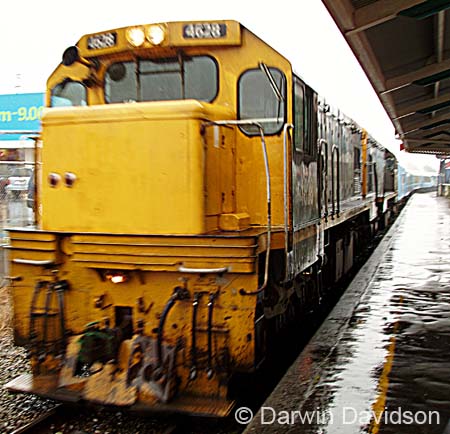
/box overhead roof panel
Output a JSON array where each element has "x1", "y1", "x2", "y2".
[
  {"x1": 322, "y1": 0, "x2": 450, "y2": 155},
  {"x1": 365, "y1": 17, "x2": 433, "y2": 77}
]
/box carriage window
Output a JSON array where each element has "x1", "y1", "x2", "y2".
[
  {"x1": 51, "y1": 81, "x2": 87, "y2": 107},
  {"x1": 304, "y1": 87, "x2": 317, "y2": 158},
  {"x1": 238, "y1": 67, "x2": 286, "y2": 135},
  {"x1": 293, "y1": 78, "x2": 304, "y2": 152},
  {"x1": 105, "y1": 56, "x2": 218, "y2": 103}
]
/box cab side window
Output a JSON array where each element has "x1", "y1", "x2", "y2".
[{"x1": 238, "y1": 67, "x2": 286, "y2": 135}]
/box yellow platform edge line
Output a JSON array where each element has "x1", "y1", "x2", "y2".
[{"x1": 369, "y1": 295, "x2": 403, "y2": 433}]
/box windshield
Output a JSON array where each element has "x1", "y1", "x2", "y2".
[
  {"x1": 51, "y1": 80, "x2": 87, "y2": 107},
  {"x1": 105, "y1": 55, "x2": 218, "y2": 103}
]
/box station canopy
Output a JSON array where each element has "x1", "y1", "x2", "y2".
[{"x1": 322, "y1": 0, "x2": 450, "y2": 156}]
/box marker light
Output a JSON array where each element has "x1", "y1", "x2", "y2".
[
  {"x1": 147, "y1": 25, "x2": 166, "y2": 45},
  {"x1": 126, "y1": 27, "x2": 146, "y2": 47},
  {"x1": 48, "y1": 173, "x2": 61, "y2": 188},
  {"x1": 64, "y1": 172, "x2": 77, "y2": 187}
]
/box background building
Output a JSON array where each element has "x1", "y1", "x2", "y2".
[
  {"x1": 0, "y1": 93, "x2": 44, "y2": 163},
  {"x1": 0, "y1": 93, "x2": 43, "y2": 229}
]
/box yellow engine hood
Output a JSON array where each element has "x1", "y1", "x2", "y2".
[{"x1": 41, "y1": 100, "x2": 231, "y2": 235}]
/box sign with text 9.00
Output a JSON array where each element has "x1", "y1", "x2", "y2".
[{"x1": 0, "y1": 93, "x2": 44, "y2": 140}]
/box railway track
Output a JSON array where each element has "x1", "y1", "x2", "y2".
[
  {"x1": 10, "y1": 404, "x2": 61, "y2": 434},
  {"x1": 6, "y1": 403, "x2": 222, "y2": 434}
]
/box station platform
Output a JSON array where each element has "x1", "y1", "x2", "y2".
[{"x1": 244, "y1": 191, "x2": 450, "y2": 434}]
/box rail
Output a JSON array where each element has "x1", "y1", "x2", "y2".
[{"x1": 10, "y1": 405, "x2": 61, "y2": 434}]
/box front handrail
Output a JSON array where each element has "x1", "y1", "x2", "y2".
[
  {"x1": 178, "y1": 266, "x2": 228, "y2": 274},
  {"x1": 12, "y1": 259, "x2": 54, "y2": 266}
]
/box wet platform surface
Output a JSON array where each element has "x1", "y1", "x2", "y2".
[{"x1": 244, "y1": 192, "x2": 450, "y2": 433}]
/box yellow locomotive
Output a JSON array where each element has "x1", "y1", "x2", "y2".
[{"x1": 6, "y1": 20, "x2": 395, "y2": 416}]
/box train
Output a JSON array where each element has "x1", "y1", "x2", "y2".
[{"x1": 4, "y1": 20, "x2": 436, "y2": 416}]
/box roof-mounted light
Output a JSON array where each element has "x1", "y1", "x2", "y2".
[
  {"x1": 126, "y1": 26, "x2": 146, "y2": 47},
  {"x1": 146, "y1": 25, "x2": 166, "y2": 45}
]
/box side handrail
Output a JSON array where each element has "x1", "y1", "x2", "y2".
[
  {"x1": 283, "y1": 123, "x2": 294, "y2": 282},
  {"x1": 331, "y1": 144, "x2": 340, "y2": 218},
  {"x1": 373, "y1": 162, "x2": 379, "y2": 199},
  {"x1": 204, "y1": 119, "x2": 271, "y2": 295},
  {"x1": 366, "y1": 161, "x2": 379, "y2": 198},
  {"x1": 317, "y1": 139, "x2": 329, "y2": 222}
]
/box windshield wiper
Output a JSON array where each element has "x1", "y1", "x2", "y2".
[{"x1": 259, "y1": 63, "x2": 284, "y2": 101}]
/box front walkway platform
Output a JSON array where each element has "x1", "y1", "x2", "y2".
[{"x1": 244, "y1": 192, "x2": 450, "y2": 433}]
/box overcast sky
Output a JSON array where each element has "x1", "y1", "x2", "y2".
[{"x1": 0, "y1": 0, "x2": 439, "y2": 173}]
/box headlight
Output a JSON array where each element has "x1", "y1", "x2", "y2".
[
  {"x1": 146, "y1": 25, "x2": 166, "y2": 45},
  {"x1": 126, "y1": 26, "x2": 146, "y2": 47},
  {"x1": 105, "y1": 271, "x2": 129, "y2": 284}
]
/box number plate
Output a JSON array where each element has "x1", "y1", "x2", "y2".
[
  {"x1": 87, "y1": 32, "x2": 117, "y2": 50},
  {"x1": 183, "y1": 23, "x2": 227, "y2": 39}
]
